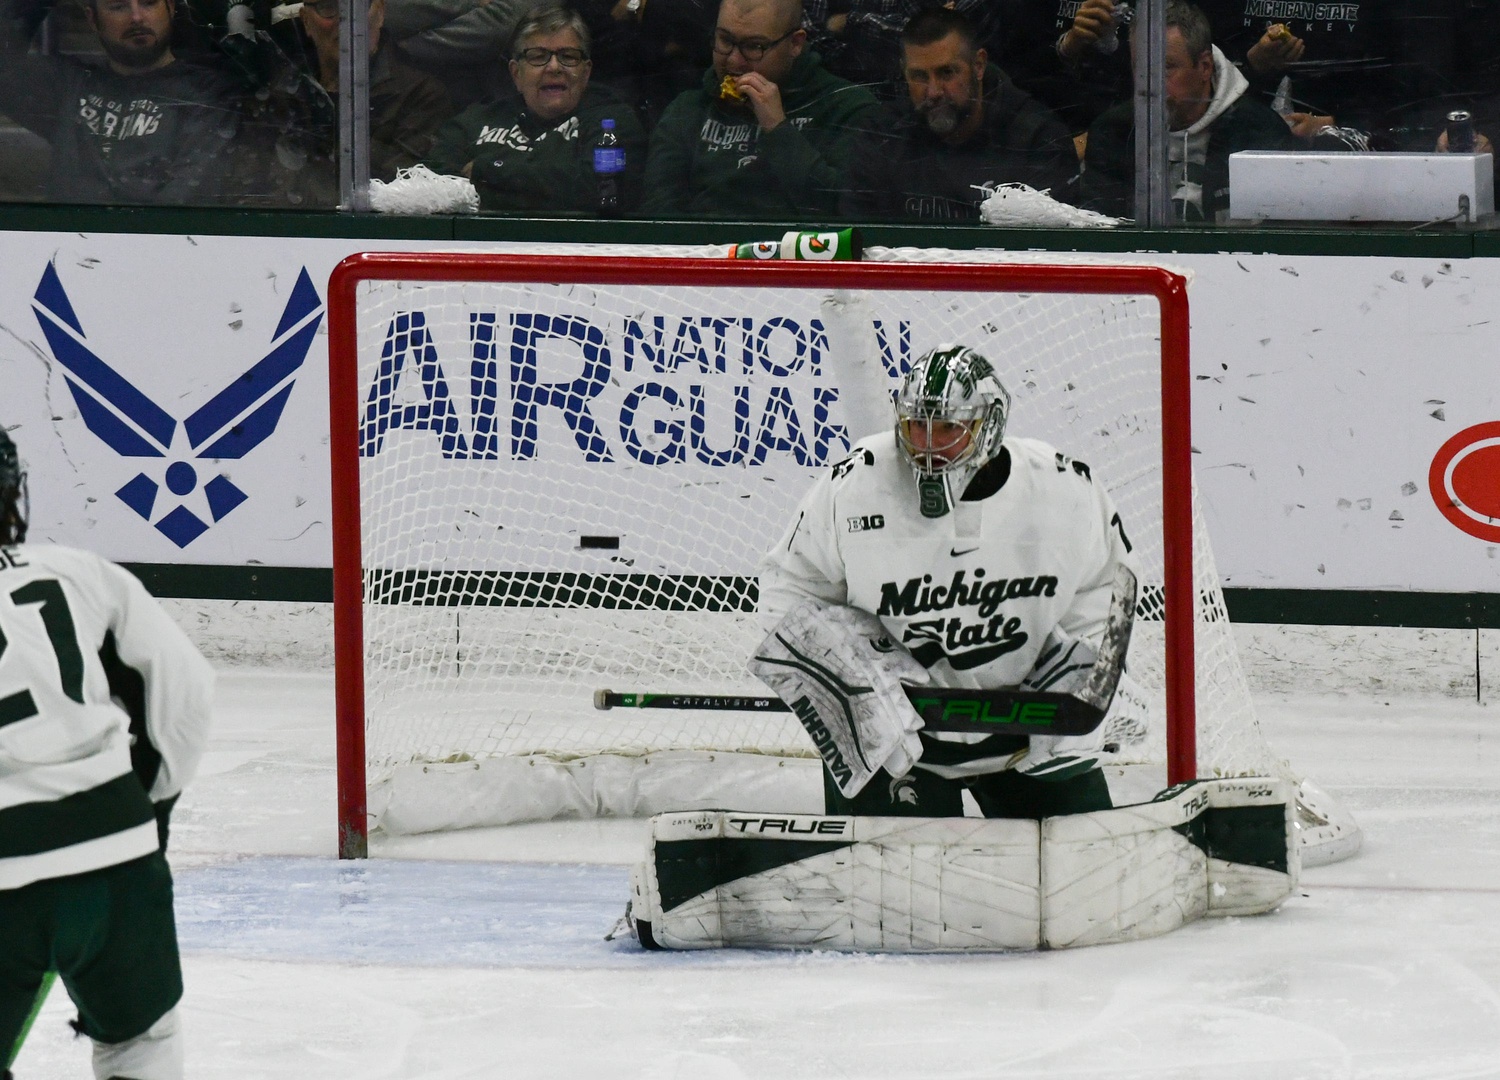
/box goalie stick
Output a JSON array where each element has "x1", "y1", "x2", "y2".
[
  {"x1": 594, "y1": 686, "x2": 1106, "y2": 736},
  {"x1": 595, "y1": 565, "x2": 1138, "y2": 741}
]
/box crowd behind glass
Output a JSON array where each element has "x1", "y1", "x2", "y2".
[{"x1": 0, "y1": 0, "x2": 1494, "y2": 224}]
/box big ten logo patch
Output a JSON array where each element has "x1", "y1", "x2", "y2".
[{"x1": 32, "y1": 262, "x2": 322, "y2": 548}]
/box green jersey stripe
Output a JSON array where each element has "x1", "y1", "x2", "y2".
[
  {"x1": 0, "y1": 688, "x2": 39, "y2": 727},
  {"x1": 0, "y1": 771, "x2": 154, "y2": 859}
]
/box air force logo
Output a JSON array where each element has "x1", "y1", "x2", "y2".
[{"x1": 31, "y1": 261, "x2": 323, "y2": 548}]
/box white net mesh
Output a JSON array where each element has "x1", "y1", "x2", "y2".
[{"x1": 345, "y1": 249, "x2": 1289, "y2": 828}]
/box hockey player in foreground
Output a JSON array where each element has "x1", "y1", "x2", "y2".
[
  {"x1": 0, "y1": 429, "x2": 214, "y2": 1080},
  {"x1": 626, "y1": 347, "x2": 1298, "y2": 951}
]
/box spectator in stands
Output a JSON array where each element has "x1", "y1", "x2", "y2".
[
  {"x1": 1054, "y1": 0, "x2": 1127, "y2": 66},
  {"x1": 383, "y1": 0, "x2": 529, "y2": 107},
  {"x1": 255, "y1": 0, "x2": 455, "y2": 206},
  {"x1": 1032, "y1": 0, "x2": 1132, "y2": 138},
  {"x1": 839, "y1": 7, "x2": 1078, "y2": 221},
  {"x1": 640, "y1": 0, "x2": 879, "y2": 219},
  {"x1": 424, "y1": 5, "x2": 646, "y2": 213},
  {"x1": 1081, "y1": 0, "x2": 1295, "y2": 222},
  {"x1": 795, "y1": 0, "x2": 1128, "y2": 137},
  {"x1": 300, "y1": 0, "x2": 455, "y2": 169},
  {"x1": 800, "y1": 0, "x2": 1005, "y2": 99},
  {"x1": 588, "y1": 0, "x2": 717, "y2": 126},
  {"x1": 1194, "y1": 0, "x2": 1414, "y2": 149},
  {"x1": 0, "y1": 0, "x2": 243, "y2": 205}
]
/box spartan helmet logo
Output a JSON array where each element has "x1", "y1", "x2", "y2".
[
  {"x1": 888, "y1": 775, "x2": 920, "y2": 806},
  {"x1": 894, "y1": 345, "x2": 1011, "y2": 519}
]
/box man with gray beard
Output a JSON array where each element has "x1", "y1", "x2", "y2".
[{"x1": 838, "y1": 7, "x2": 1077, "y2": 221}]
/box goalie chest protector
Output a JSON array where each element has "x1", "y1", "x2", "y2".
[{"x1": 759, "y1": 434, "x2": 1138, "y2": 690}]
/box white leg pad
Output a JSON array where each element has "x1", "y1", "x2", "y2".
[
  {"x1": 1040, "y1": 799, "x2": 1210, "y2": 948},
  {"x1": 631, "y1": 779, "x2": 1297, "y2": 952},
  {"x1": 1039, "y1": 778, "x2": 1299, "y2": 945},
  {"x1": 634, "y1": 813, "x2": 1042, "y2": 951},
  {"x1": 1205, "y1": 777, "x2": 1304, "y2": 916},
  {"x1": 92, "y1": 1005, "x2": 184, "y2": 1080}
]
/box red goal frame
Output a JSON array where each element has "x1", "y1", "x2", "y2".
[{"x1": 326, "y1": 253, "x2": 1195, "y2": 859}]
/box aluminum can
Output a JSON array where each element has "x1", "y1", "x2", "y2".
[{"x1": 1447, "y1": 110, "x2": 1476, "y2": 153}]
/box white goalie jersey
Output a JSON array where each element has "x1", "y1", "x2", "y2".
[{"x1": 759, "y1": 432, "x2": 1140, "y2": 698}]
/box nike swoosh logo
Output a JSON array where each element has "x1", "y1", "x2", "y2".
[{"x1": 950, "y1": 546, "x2": 979, "y2": 558}]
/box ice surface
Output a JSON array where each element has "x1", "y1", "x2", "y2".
[{"x1": 11, "y1": 671, "x2": 1500, "y2": 1079}]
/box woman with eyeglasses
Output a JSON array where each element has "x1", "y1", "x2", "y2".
[{"x1": 425, "y1": 3, "x2": 647, "y2": 213}]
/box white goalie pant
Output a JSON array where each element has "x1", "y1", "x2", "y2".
[
  {"x1": 629, "y1": 779, "x2": 1297, "y2": 952},
  {"x1": 92, "y1": 1006, "x2": 184, "y2": 1080}
]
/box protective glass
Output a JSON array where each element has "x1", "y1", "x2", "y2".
[
  {"x1": 516, "y1": 47, "x2": 590, "y2": 68},
  {"x1": 710, "y1": 28, "x2": 795, "y2": 61}
]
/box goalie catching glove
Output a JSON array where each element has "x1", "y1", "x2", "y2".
[{"x1": 749, "y1": 601, "x2": 929, "y2": 797}]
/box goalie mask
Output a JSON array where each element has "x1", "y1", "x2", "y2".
[
  {"x1": 0, "y1": 427, "x2": 27, "y2": 545},
  {"x1": 895, "y1": 345, "x2": 1011, "y2": 518}
]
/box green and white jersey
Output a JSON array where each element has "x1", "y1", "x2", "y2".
[
  {"x1": 758, "y1": 432, "x2": 1138, "y2": 690},
  {"x1": 0, "y1": 543, "x2": 213, "y2": 890}
]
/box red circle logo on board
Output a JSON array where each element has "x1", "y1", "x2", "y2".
[{"x1": 1430, "y1": 421, "x2": 1500, "y2": 542}]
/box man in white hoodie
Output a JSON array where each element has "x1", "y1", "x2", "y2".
[{"x1": 1079, "y1": 0, "x2": 1296, "y2": 222}]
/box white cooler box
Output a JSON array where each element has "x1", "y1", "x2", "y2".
[{"x1": 1228, "y1": 151, "x2": 1495, "y2": 223}]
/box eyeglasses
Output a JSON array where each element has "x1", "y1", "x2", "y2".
[
  {"x1": 515, "y1": 46, "x2": 590, "y2": 68},
  {"x1": 711, "y1": 27, "x2": 795, "y2": 61}
]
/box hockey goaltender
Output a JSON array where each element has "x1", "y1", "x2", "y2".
[{"x1": 624, "y1": 345, "x2": 1297, "y2": 951}]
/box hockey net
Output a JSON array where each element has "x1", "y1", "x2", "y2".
[{"x1": 329, "y1": 248, "x2": 1359, "y2": 865}]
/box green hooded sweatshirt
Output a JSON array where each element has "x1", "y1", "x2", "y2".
[{"x1": 640, "y1": 50, "x2": 879, "y2": 219}]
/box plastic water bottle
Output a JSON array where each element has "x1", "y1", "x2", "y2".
[{"x1": 594, "y1": 118, "x2": 625, "y2": 217}]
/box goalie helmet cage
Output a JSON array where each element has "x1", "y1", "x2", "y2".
[{"x1": 328, "y1": 251, "x2": 1305, "y2": 861}]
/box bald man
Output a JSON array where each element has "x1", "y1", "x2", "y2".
[{"x1": 640, "y1": 0, "x2": 878, "y2": 218}]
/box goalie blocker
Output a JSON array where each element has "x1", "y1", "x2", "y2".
[{"x1": 626, "y1": 778, "x2": 1297, "y2": 952}]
